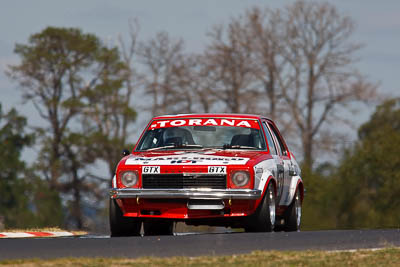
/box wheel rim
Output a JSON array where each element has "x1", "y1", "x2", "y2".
[
  {"x1": 268, "y1": 187, "x2": 276, "y2": 226},
  {"x1": 295, "y1": 193, "x2": 301, "y2": 228}
]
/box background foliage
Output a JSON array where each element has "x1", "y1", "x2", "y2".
[
  {"x1": 0, "y1": 105, "x2": 62, "y2": 229},
  {"x1": 302, "y1": 98, "x2": 400, "y2": 230}
]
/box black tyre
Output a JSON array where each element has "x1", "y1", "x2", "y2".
[
  {"x1": 143, "y1": 220, "x2": 174, "y2": 236},
  {"x1": 245, "y1": 182, "x2": 276, "y2": 232},
  {"x1": 284, "y1": 188, "x2": 302, "y2": 231},
  {"x1": 109, "y1": 198, "x2": 141, "y2": 237}
]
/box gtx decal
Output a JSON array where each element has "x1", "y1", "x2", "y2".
[
  {"x1": 142, "y1": 166, "x2": 160, "y2": 174},
  {"x1": 208, "y1": 166, "x2": 227, "y2": 174}
]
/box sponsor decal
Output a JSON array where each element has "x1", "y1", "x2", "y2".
[
  {"x1": 149, "y1": 119, "x2": 260, "y2": 129},
  {"x1": 171, "y1": 160, "x2": 198, "y2": 164},
  {"x1": 142, "y1": 166, "x2": 160, "y2": 174},
  {"x1": 125, "y1": 153, "x2": 250, "y2": 165},
  {"x1": 208, "y1": 166, "x2": 226, "y2": 174}
]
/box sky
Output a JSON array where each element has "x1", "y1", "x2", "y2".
[{"x1": 1, "y1": 0, "x2": 399, "y2": 151}]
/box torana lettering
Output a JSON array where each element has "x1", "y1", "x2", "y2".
[{"x1": 149, "y1": 119, "x2": 258, "y2": 129}]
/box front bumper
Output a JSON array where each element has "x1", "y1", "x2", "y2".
[{"x1": 109, "y1": 188, "x2": 262, "y2": 200}]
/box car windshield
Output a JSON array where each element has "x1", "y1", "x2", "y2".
[{"x1": 136, "y1": 118, "x2": 266, "y2": 151}]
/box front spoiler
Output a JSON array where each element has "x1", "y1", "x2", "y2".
[{"x1": 109, "y1": 188, "x2": 262, "y2": 200}]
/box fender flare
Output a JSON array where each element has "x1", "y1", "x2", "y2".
[
  {"x1": 282, "y1": 175, "x2": 304, "y2": 206},
  {"x1": 254, "y1": 175, "x2": 277, "y2": 210}
]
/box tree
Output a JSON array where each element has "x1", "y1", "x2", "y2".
[
  {"x1": 204, "y1": 22, "x2": 261, "y2": 113},
  {"x1": 0, "y1": 104, "x2": 62, "y2": 229},
  {"x1": 162, "y1": 53, "x2": 219, "y2": 114},
  {"x1": 333, "y1": 98, "x2": 400, "y2": 229},
  {"x1": 204, "y1": 1, "x2": 377, "y2": 168},
  {"x1": 238, "y1": 7, "x2": 287, "y2": 122},
  {"x1": 80, "y1": 43, "x2": 137, "y2": 178},
  {"x1": 239, "y1": 7, "x2": 297, "y2": 137},
  {"x1": 138, "y1": 31, "x2": 189, "y2": 116},
  {"x1": 275, "y1": 0, "x2": 377, "y2": 169},
  {"x1": 8, "y1": 27, "x2": 131, "y2": 229},
  {"x1": 0, "y1": 105, "x2": 34, "y2": 228}
]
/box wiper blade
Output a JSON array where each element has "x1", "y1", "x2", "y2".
[
  {"x1": 147, "y1": 144, "x2": 203, "y2": 151},
  {"x1": 176, "y1": 144, "x2": 203, "y2": 149},
  {"x1": 147, "y1": 145, "x2": 176, "y2": 151},
  {"x1": 222, "y1": 144, "x2": 258, "y2": 150}
]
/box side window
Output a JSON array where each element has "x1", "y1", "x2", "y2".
[
  {"x1": 268, "y1": 122, "x2": 287, "y2": 156},
  {"x1": 262, "y1": 122, "x2": 277, "y2": 155}
]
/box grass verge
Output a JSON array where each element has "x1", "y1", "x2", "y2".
[{"x1": 1, "y1": 247, "x2": 399, "y2": 266}]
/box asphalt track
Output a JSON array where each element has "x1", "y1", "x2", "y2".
[{"x1": 0, "y1": 229, "x2": 399, "y2": 260}]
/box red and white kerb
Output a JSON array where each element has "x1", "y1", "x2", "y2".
[{"x1": 150, "y1": 119, "x2": 260, "y2": 129}]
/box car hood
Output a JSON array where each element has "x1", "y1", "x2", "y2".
[{"x1": 121, "y1": 150, "x2": 269, "y2": 166}]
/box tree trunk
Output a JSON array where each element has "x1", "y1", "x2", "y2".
[
  {"x1": 302, "y1": 130, "x2": 313, "y2": 171},
  {"x1": 72, "y1": 173, "x2": 83, "y2": 229}
]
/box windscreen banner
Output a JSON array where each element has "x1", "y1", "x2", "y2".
[{"x1": 149, "y1": 118, "x2": 260, "y2": 129}]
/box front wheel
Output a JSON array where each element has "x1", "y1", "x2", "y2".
[
  {"x1": 109, "y1": 199, "x2": 141, "y2": 237},
  {"x1": 245, "y1": 182, "x2": 276, "y2": 232},
  {"x1": 284, "y1": 187, "x2": 302, "y2": 231}
]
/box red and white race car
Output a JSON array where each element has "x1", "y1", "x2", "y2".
[{"x1": 109, "y1": 114, "x2": 304, "y2": 236}]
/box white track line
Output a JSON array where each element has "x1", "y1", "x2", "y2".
[{"x1": 328, "y1": 247, "x2": 388, "y2": 253}]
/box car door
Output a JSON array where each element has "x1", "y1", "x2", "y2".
[
  {"x1": 262, "y1": 121, "x2": 284, "y2": 201},
  {"x1": 265, "y1": 121, "x2": 292, "y2": 206}
]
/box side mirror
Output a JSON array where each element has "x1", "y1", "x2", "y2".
[{"x1": 122, "y1": 149, "x2": 130, "y2": 157}]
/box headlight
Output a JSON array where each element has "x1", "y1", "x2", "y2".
[
  {"x1": 231, "y1": 171, "x2": 250, "y2": 187},
  {"x1": 120, "y1": 171, "x2": 138, "y2": 187}
]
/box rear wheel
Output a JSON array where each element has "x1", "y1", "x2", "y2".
[
  {"x1": 284, "y1": 188, "x2": 302, "y2": 231},
  {"x1": 109, "y1": 199, "x2": 141, "y2": 237},
  {"x1": 143, "y1": 220, "x2": 174, "y2": 236},
  {"x1": 245, "y1": 182, "x2": 276, "y2": 232}
]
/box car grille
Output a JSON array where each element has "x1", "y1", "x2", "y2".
[{"x1": 142, "y1": 174, "x2": 226, "y2": 189}]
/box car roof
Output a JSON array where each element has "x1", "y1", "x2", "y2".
[{"x1": 152, "y1": 113, "x2": 270, "y2": 120}]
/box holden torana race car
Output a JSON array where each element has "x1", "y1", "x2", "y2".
[{"x1": 109, "y1": 114, "x2": 303, "y2": 236}]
